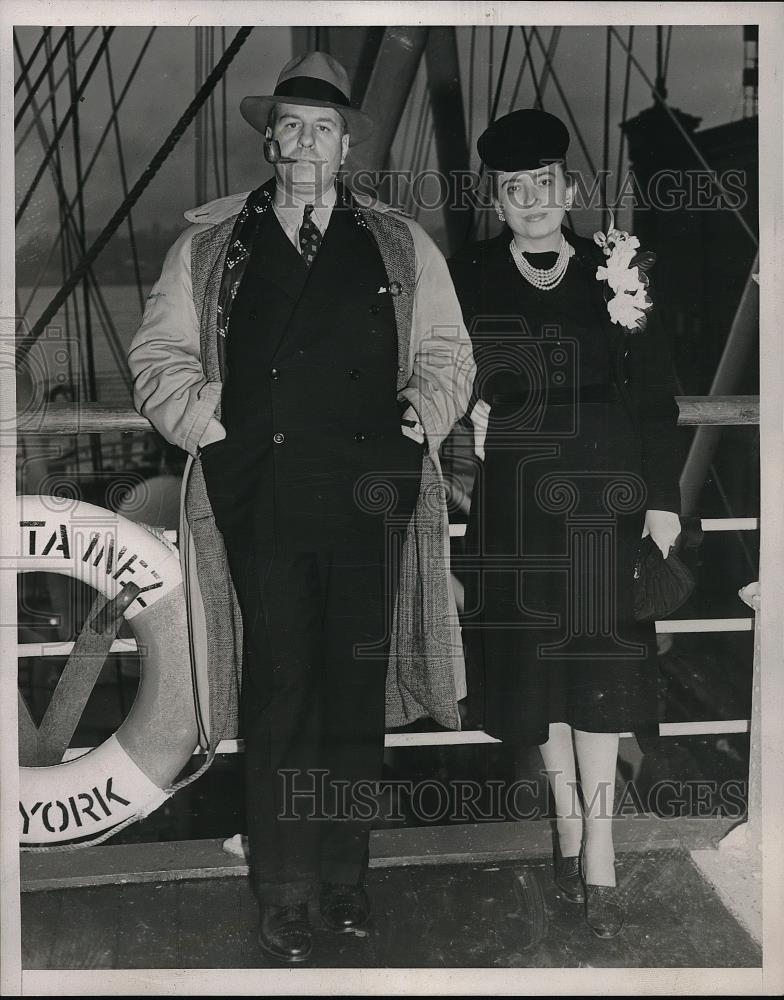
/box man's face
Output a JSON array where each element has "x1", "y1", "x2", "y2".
[
  {"x1": 272, "y1": 102, "x2": 349, "y2": 195},
  {"x1": 494, "y1": 163, "x2": 571, "y2": 243}
]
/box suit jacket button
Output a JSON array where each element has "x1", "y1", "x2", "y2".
[
  {"x1": 249, "y1": 310, "x2": 258, "y2": 321},
  {"x1": 349, "y1": 369, "x2": 360, "y2": 380},
  {"x1": 270, "y1": 368, "x2": 280, "y2": 380},
  {"x1": 354, "y1": 432, "x2": 366, "y2": 443},
  {"x1": 369, "y1": 303, "x2": 381, "y2": 315},
  {"x1": 273, "y1": 432, "x2": 285, "y2": 445}
]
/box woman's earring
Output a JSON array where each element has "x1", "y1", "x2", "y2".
[{"x1": 497, "y1": 210, "x2": 506, "y2": 222}]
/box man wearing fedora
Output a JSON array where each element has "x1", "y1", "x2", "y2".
[{"x1": 128, "y1": 51, "x2": 474, "y2": 963}]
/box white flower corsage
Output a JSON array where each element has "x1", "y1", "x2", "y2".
[{"x1": 593, "y1": 214, "x2": 655, "y2": 332}]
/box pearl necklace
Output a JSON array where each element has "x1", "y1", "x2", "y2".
[{"x1": 509, "y1": 235, "x2": 574, "y2": 291}]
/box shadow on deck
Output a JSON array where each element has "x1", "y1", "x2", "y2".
[{"x1": 22, "y1": 849, "x2": 760, "y2": 970}]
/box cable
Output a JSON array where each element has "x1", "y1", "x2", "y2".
[
  {"x1": 18, "y1": 26, "x2": 255, "y2": 363},
  {"x1": 663, "y1": 26, "x2": 673, "y2": 82},
  {"x1": 45, "y1": 29, "x2": 82, "y2": 426},
  {"x1": 103, "y1": 30, "x2": 145, "y2": 313},
  {"x1": 221, "y1": 26, "x2": 229, "y2": 194},
  {"x1": 13, "y1": 27, "x2": 51, "y2": 95},
  {"x1": 16, "y1": 28, "x2": 116, "y2": 227},
  {"x1": 21, "y1": 28, "x2": 156, "y2": 319},
  {"x1": 16, "y1": 29, "x2": 99, "y2": 155},
  {"x1": 14, "y1": 26, "x2": 69, "y2": 127},
  {"x1": 507, "y1": 30, "x2": 531, "y2": 112},
  {"x1": 530, "y1": 27, "x2": 597, "y2": 176},
  {"x1": 614, "y1": 26, "x2": 634, "y2": 210},
  {"x1": 520, "y1": 28, "x2": 543, "y2": 109},
  {"x1": 536, "y1": 26, "x2": 561, "y2": 108},
  {"x1": 602, "y1": 27, "x2": 612, "y2": 231},
  {"x1": 22, "y1": 31, "x2": 135, "y2": 405},
  {"x1": 609, "y1": 26, "x2": 758, "y2": 248},
  {"x1": 487, "y1": 27, "x2": 493, "y2": 122},
  {"x1": 66, "y1": 29, "x2": 103, "y2": 476},
  {"x1": 209, "y1": 29, "x2": 223, "y2": 198},
  {"x1": 467, "y1": 26, "x2": 476, "y2": 153},
  {"x1": 489, "y1": 26, "x2": 513, "y2": 123}
]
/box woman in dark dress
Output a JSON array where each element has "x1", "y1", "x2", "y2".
[{"x1": 448, "y1": 110, "x2": 682, "y2": 938}]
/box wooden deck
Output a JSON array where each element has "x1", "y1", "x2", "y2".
[{"x1": 22, "y1": 850, "x2": 760, "y2": 970}]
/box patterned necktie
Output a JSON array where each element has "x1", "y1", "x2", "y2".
[{"x1": 298, "y1": 203, "x2": 322, "y2": 266}]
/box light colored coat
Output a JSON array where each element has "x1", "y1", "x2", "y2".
[{"x1": 127, "y1": 188, "x2": 475, "y2": 751}]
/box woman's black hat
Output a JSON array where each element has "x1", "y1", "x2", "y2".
[{"x1": 477, "y1": 109, "x2": 570, "y2": 171}]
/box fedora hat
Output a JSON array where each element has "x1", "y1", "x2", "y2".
[{"x1": 240, "y1": 51, "x2": 374, "y2": 145}]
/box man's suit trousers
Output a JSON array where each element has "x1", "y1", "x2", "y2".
[{"x1": 220, "y1": 535, "x2": 402, "y2": 906}]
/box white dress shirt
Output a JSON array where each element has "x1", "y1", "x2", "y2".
[{"x1": 273, "y1": 185, "x2": 336, "y2": 253}]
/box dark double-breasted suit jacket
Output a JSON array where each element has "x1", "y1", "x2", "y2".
[{"x1": 201, "y1": 182, "x2": 423, "y2": 552}]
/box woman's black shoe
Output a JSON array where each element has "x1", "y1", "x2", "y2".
[
  {"x1": 584, "y1": 884, "x2": 625, "y2": 939},
  {"x1": 258, "y1": 902, "x2": 313, "y2": 963},
  {"x1": 554, "y1": 851, "x2": 585, "y2": 903},
  {"x1": 320, "y1": 883, "x2": 371, "y2": 933}
]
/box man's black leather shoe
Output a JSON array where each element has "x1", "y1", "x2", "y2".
[
  {"x1": 258, "y1": 902, "x2": 313, "y2": 963},
  {"x1": 320, "y1": 883, "x2": 371, "y2": 933}
]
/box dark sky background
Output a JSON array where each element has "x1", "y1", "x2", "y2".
[{"x1": 15, "y1": 23, "x2": 750, "y2": 259}]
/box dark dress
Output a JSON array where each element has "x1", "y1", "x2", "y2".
[{"x1": 448, "y1": 229, "x2": 682, "y2": 747}]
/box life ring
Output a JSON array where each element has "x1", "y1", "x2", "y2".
[{"x1": 17, "y1": 495, "x2": 200, "y2": 845}]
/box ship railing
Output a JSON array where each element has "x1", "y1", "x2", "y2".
[{"x1": 16, "y1": 395, "x2": 760, "y2": 751}]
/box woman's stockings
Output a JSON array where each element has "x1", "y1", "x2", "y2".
[
  {"x1": 538, "y1": 722, "x2": 582, "y2": 858},
  {"x1": 574, "y1": 728, "x2": 619, "y2": 886}
]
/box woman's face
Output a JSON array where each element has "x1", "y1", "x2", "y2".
[{"x1": 494, "y1": 163, "x2": 572, "y2": 242}]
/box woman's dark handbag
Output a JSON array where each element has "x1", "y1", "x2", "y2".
[{"x1": 633, "y1": 533, "x2": 695, "y2": 622}]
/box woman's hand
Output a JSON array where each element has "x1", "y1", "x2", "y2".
[
  {"x1": 401, "y1": 404, "x2": 425, "y2": 444},
  {"x1": 471, "y1": 399, "x2": 491, "y2": 460},
  {"x1": 642, "y1": 509, "x2": 681, "y2": 559}
]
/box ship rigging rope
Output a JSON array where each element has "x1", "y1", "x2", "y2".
[
  {"x1": 16, "y1": 28, "x2": 116, "y2": 228},
  {"x1": 602, "y1": 27, "x2": 612, "y2": 230},
  {"x1": 507, "y1": 31, "x2": 533, "y2": 112},
  {"x1": 20, "y1": 28, "x2": 156, "y2": 317},
  {"x1": 221, "y1": 27, "x2": 230, "y2": 194},
  {"x1": 210, "y1": 29, "x2": 224, "y2": 198},
  {"x1": 520, "y1": 27, "x2": 543, "y2": 110},
  {"x1": 467, "y1": 26, "x2": 476, "y2": 152},
  {"x1": 17, "y1": 25, "x2": 255, "y2": 365},
  {"x1": 663, "y1": 26, "x2": 673, "y2": 82},
  {"x1": 44, "y1": 31, "x2": 86, "y2": 417},
  {"x1": 530, "y1": 26, "x2": 598, "y2": 176},
  {"x1": 608, "y1": 26, "x2": 758, "y2": 248},
  {"x1": 15, "y1": 28, "x2": 99, "y2": 155},
  {"x1": 467, "y1": 26, "x2": 517, "y2": 237},
  {"x1": 102, "y1": 28, "x2": 145, "y2": 313},
  {"x1": 13, "y1": 27, "x2": 51, "y2": 95},
  {"x1": 487, "y1": 27, "x2": 493, "y2": 121},
  {"x1": 66, "y1": 28, "x2": 101, "y2": 424},
  {"x1": 489, "y1": 26, "x2": 513, "y2": 123},
  {"x1": 537, "y1": 27, "x2": 560, "y2": 101},
  {"x1": 14, "y1": 26, "x2": 69, "y2": 127},
  {"x1": 615, "y1": 26, "x2": 635, "y2": 205}
]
